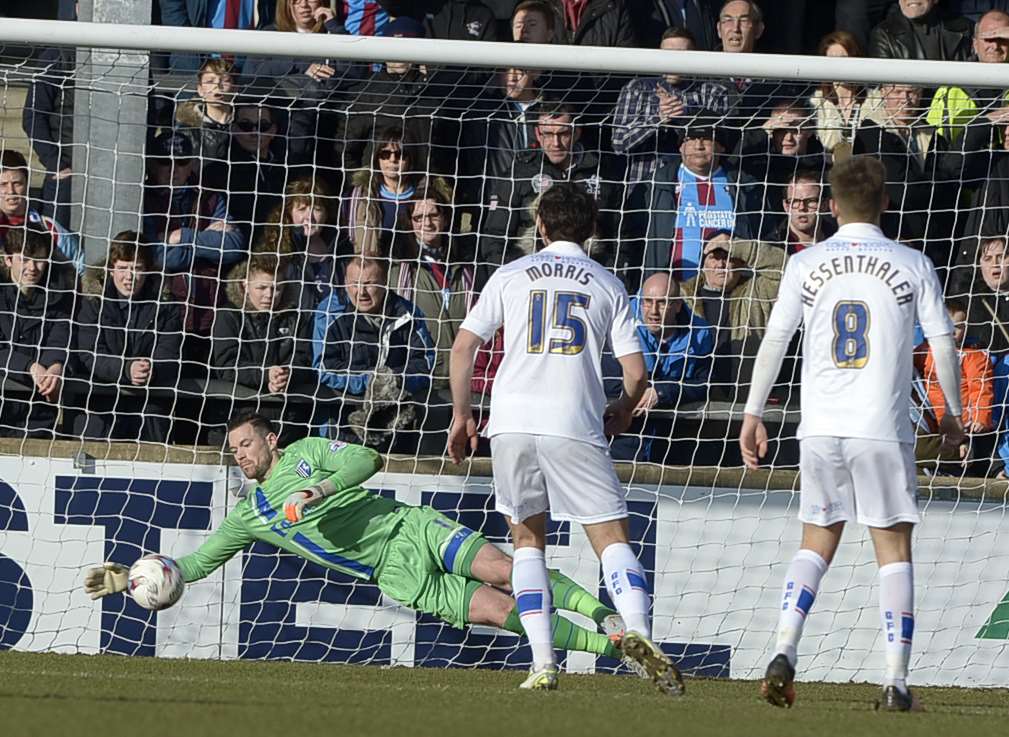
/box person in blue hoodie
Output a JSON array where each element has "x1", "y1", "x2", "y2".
[{"x1": 605, "y1": 271, "x2": 714, "y2": 462}]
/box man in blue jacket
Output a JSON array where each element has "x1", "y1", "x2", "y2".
[{"x1": 606, "y1": 272, "x2": 714, "y2": 462}]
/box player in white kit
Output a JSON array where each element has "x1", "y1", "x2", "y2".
[
  {"x1": 448, "y1": 183, "x2": 683, "y2": 694},
  {"x1": 739, "y1": 156, "x2": 967, "y2": 711}
]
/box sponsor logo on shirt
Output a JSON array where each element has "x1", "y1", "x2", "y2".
[
  {"x1": 583, "y1": 175, "x2": 601, "y2": 197},
  {"x1": 531, "y1": 173, "x2": 554, "y2": 193},
  {"x1": 296, "y1": 459, "x2": 312, "y2": 478},
  {"x1": 328, "y1": 441, "x2": 347, "y2": 453},
  {"x1": 466, "y1": 20, "x2": 482, "y2": 37}
]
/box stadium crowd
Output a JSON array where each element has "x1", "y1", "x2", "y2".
[{"x1": 6, "y1": 0, "x2": 1009, "y2": 475}]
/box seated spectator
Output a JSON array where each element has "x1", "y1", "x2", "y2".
[
  {"x1": 511, "y1": 0, "x2": 556, "y2": 42},
  {"x1": 631, "y1": 0, "x2": 719, "y2": 51},
  {"x1": 680, "y1": 232, "x2": 786, "y2": 400},
  {"x1": 254, "y1": 176, "x2": 345, "y2": 312},
  {"x1": 314, "y1": 255, "x2": 433, "y2": 444},
  {"x1": 927, "y1": 10, "x2": 1009, "y2": 144},
  {"x1": 345, "y1": 125, "x2": 435, "y2": 255},
  {"x1": 143, "y1": 131, "x2": 246, "y2": 359},
  {"x1": 915, "y1": 298, "x2": 994, "y2": 457},
  {"x1": 810, "y1": 31, "x2": 877, "y2": 155},
  {"x1": 869, "y1": 0, "x2": 972, "y2": 61},
  {"x1": 71, "y1": 234, "x2": 181, "y2": 442},
  {"x1": 389, "y1": 182, "x2": 480, "y2": 385},
  {"x1": 212, "y1": 254, "x2": 316, "y2": 398},
  {"x1": 0, "y1": 150, "x2": 83, "y2": 275},
  {"x1": 175, "y1": 58, "x2": 236, "y2": 165},
  {"x1": 480, "y1": 102, "x2": 625, "y2": 268},
  {"x1": 643, "y1": 116, "x2": 762, "y2": 279},
  {"x1": 379, "y1": 0, "x2": 502, "y2": 41},
  {"x1": 605, "y1": 273, "x2": 714, "y2": 463},
  {"x1": 612, "y1": 27, "x2": 732, "y2": 187},
  {"x1": 0, "y1": 226, "x2": 72, "y2": 438},
  {"x1": 244, "y1": 0, "x2": 350, "y2": 87},
  {"x1": 768, "y1": 170, "x2": 836, "y2": 254}
]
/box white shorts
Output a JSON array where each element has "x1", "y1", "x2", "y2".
[
  {"x1": 799, "y1": 436, "x2": 919, "y2": 528},
  {"x1": 490, "y1": 434, "x2": 627, "y2": 525}
]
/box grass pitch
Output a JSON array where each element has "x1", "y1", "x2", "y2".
[{"x1": 2, "y1": 651, "x2": 1008, "y2": 737}]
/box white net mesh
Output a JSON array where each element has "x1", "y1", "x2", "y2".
[{"x1": 0, "y1": 28, "x2": 1008, "y2": 685}]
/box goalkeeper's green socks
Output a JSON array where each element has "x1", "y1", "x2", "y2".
[
  {"x1": 548, "y1": 569, "x2": 615, "y2": 626},
  {"x1": 502, "y1": 607, "x2": 621, "y2": 659}
]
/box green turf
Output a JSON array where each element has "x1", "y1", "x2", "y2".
[{"x1": 2, "y1": 651, "x2": 1008, "y2": 737}]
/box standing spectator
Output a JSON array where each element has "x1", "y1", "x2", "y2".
[
  {"x1": 72, "y1": 235, "x2": 181, "y2": 442},
  {"x1": 378, "y1": 0, "x2": 502, "y2": 41},
  {"x1": 869, "y1": 0, "x2": 972, "y2": 61},
  {"x1": 768, "y1": 171, "x2": 835, "y2": 255},
  {"x1": 680, "y1": 232, "x2": 786, "y2": 400},
  {"x1": 160, "y1": 0, "x2": 272, "y2": 70},
  {"x1": 643, "y1": 117, "x2": 762, "y2": 279},
  {"x1": 388, "y1": 182, "x2": 480, "y2": 385},
  {"x1": 511, "y1": 0, "x2": 557, "y2": 42},
  {"x1": 0, "y1": 150, "x2": 83, "y2": 275},
  {"x1": 339, "y1": 1, "x2": 389, "y2": 35},
  {"x1": 0, "y1": 226, "x2": 72, "y2": 438},
  {"x1": 631, "y1": 1, "x2": 719, "y2": 51},
  {"x1": 175, "y1": 58, "x2": 237, "y2": 165},
  {"x1": 345, "y1": 125, "x2": 433, "y2": 255},
  {"x1": 927, "y1": 10, "x2": 1009, "y2": 144},
  {"x1": 810, "y1": 31, "x2": 877, "y2": 155},
  {"x1": 545, "y1": 0, "x2": 637, "y2": 47},
  {"x1": 604, "y1": 272, "x2": 714, "y2": 463}
]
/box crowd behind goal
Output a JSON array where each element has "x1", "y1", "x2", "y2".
[{"x1": 5, "y1": 0, "x2": 1009, "y2": 475}]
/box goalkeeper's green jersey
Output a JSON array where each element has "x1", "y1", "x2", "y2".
[{"x1": 177, "y1": 437, "x2": 402, "y2": 583}]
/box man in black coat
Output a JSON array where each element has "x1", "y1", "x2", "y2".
[
  {"x1": 869, "y1": 0, "x2": 973, "y2": 60},
  {"x1": 71, "y1": 237, "x2": 181, "y2": 442},
  {"x1": 378, "y1": 0, "x2": 502, "y2": 41},
  {"x1": 0, "y1": 226, "x2": 73, "y2": 438}
]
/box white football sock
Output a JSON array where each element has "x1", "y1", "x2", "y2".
[
  {"x1": 511, "y1": 546, "x2": 555, "y2": 669},
  {"x1": 600, "y1": 543, "x2": 651, "y2": 639},
  {"x1": 775, "y1": 549, "x2": 829, "y2": 668},
  {"x1": 878, "y1": 561, "x2": 914, "y2": 694}
]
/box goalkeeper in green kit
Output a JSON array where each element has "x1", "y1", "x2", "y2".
[{"x1": 84, "y1": 411, "x2": 630, "y2": 681}]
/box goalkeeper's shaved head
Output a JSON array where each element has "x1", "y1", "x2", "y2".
[{"x1": 829, "y1": 155, "x2": 887, "y2": 224}]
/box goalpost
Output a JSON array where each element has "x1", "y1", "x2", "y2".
[{"x1": 0, "y1": 17, "x2": 1008, "y2": 687}]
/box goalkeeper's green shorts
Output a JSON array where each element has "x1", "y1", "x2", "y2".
[{"x1": 373, "y1": 505, "x2": 488, "y2": 629}]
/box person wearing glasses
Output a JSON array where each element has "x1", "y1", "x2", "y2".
[{"x1": 768, "y1": 170, "x2": 836, "y2": 256}]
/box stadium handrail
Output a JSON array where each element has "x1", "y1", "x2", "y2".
[{"x1": 4, "y1": 18, "x2": 1009, "y2": 88}]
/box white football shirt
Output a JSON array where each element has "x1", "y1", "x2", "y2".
[
  {"x1": 756, "y1": 223, "x2": 952, "y2": 444},
  {"x1": 461, "y1": 240, "x2": 641, "y2": 447}
]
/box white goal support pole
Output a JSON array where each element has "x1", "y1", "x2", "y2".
[{"x1": 4, "y1": 17, "x2": 1009, "y2": 88}]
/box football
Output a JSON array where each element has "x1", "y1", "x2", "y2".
[{"x1": 128, "y1": 554, "x2": 185, "y2": 611}]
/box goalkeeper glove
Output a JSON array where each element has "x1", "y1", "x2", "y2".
[
  {"x1": 283, "y1": 478, "x2": 340, "y2": 523},
  {"x1": 83, "y1": 562, "x2": 129, "y2": 599}
]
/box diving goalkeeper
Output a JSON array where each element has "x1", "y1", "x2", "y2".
[{"x1": 84, "y1": 411, "x2": 628, "y2": 683}]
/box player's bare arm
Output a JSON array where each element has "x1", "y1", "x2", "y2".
[
  {"x1": 604, "y1": 351, "x2": 647, "y2": 437},
  {"x1": 447, "y1": 327, "x2": 483, "y2": 464}
]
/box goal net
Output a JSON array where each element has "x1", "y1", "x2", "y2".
[{"x1": 1, "y1": 17, "x2": 1009, "y2": 687}]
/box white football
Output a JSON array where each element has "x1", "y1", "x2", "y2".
[{"x1": 128, "y1": 554, "x2": 185, "y2": 611}]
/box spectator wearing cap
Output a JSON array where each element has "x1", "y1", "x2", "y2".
[
  {"x1": 378, "y1": 0, "x2": 502, "y2": 41},
  {"x1": 869, "y1": 0, "x2": 972, "y2": 61},
  {"x1": 603, "y1": 271, "x2": 715, "y2": 463},
  {"x1": 767, "y1": 170, "x2": 835, "y2": 255},
  {"x1": 479, "y1": 101, "x2": 625, "y2": 269},
  {"x1": 71, "y1": 234, "x2": 181, "y2": 442},
  {"x1": 0, "y1": 150, "x2": 83, "y2": 275},
  {"x1": 174, "y1": 58, "x2": 237, "y2": 165},
  {"x1": 679, "y1": 231, "x2": 787, "y2": 400},
  {"x1": 643, "y1": 115, "x2": 762, "y2": 280},
  {"x1": 631, "y1": 1, "x2": 720, "y2": 51},
  {"x1": 0, "y1": 226, "x2": 74, "y2": 438}
]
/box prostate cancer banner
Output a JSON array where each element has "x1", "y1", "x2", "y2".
[{"x1": 2, "y1": 456, "x2": 1008, "y2": 686}]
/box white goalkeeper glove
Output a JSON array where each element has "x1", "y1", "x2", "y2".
[
  {"x1": 83, "y1": 562, "x2": 129, "y2": 599},
  {"x1": 283, "y1": 478, "x2": 339, "y2": 523}
]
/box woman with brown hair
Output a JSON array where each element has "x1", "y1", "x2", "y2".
[{"x1": 810, "y1": 30, "x2": 881, "y2": 154}]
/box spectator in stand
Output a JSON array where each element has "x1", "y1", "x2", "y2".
[
  {"x1": 927, "y1": 10, "x2": 1009, "y2": 144},
  {"x1": 631, "y1": 1, "x2": 719, "y2": 51},
  {"x1": 768, "y1": 170, "x2": 835, "y2": 255},
  {"x1": 339, "y1": 1, "x2": 389, "y2": 35},
  {"x1": 345, "y1": 125, "x2": 433, "y2": 256},
  {"x1": 0, "y1": 226, "x2": 73, "y2": 438},
  {"x1": 544, "y1": 0, "x2": 637, "y2": 47},
  {"x1": 604, "y1": 272, "x2": 714, "y2": 463},
  {"x1": 389, "y1": 181, "x2": 480, "y2": 386},
  {"x1": 160, "y1": 0, "x2": 273, "y2": 71},
  {"x1": 869, "y1": 0, "x2": 972, "y2": 61},
  {"x1": 479, "y1": 102, "x2": 625, "y2": 269},
  {"x1": 643, "y1": 116, "x2": 762, "y2": 279},
  {"x1": 0, "y1": 150, "x2": 83, "y2": 275},
  {"x1": 212, "y1": 253, "x2": 316, "y2": 399},
  {"x1": 21, "y1": 1, "x2": 76, "y2": 228},
  {"x1": 378, "y1": 0, "x2": 502, "y2": 41},
  {"x1": 72, "y1": 235, "x2": 181, "y2": 442},
  {"x1": 680, "y1": 232, "x2": 786, "y2": 400},
  {"x1": 254, "y1": 176, "x2": 344, "y2": 312},
  {"x1": 810, "y1": 31, "x2": 878, "y2": 155},
  {"x1": 511, "y1": 1, "x2": 556, "y2": 42},
  {"x1": 612, "y1": 27, "x2": 732, "y2": 187},
  {"x1": 175, "y1": 58, "x2": 236, "y2": 165},
  {"x1": 143, "y1": 130, "x2": 246, "y2": 363}
]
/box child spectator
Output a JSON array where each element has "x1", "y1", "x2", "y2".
[{"x1": 175, "y1": 58, "x2": 237, "y2": 164}]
